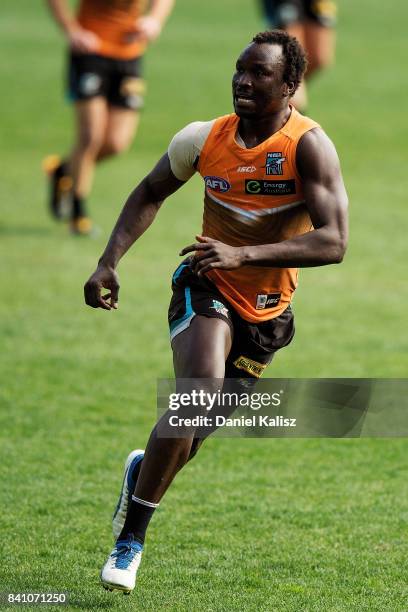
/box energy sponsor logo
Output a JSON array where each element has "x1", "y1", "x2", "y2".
[
  {"x1": 245, "y1": 179, "x2": 296, "y2": 195},
  {"x1": 256, "y1": 293, "x2": 281, "y2": 309},
  {"x1": 233, "y1": 355, "x2": 267, "y2": 378},
  {"x1": 204, "y1": 176, "x2": 231, "y2": 192}
]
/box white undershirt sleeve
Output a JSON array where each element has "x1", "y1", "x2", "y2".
[{"x1": 167, "y1": 120, "x2": 215, "y2": 182}]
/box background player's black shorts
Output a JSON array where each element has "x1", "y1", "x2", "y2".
[
  {"x1": 261, "y1": 0, "x2": 337, "y2": 28},
  {"x1": 168, "y1": 258, "x2": 295, "y2": 379},
  {"x1": 67, "y1": 52, "x2": 145, "y2": 110}
]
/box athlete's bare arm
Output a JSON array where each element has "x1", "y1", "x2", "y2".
[
  {"x1": 135, "y1": 0, "x2": 175, "y2": 42},
  {"x1": 84, "y1": 154, "x2": 184, "y2": 310},
  {"x1": 46, "y1": 0, "x2": 99, "y2": 53},
  {"x1": 182, "y1": 128, "x2": 348, "y2": 275}
]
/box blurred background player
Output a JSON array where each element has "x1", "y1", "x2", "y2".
[
  {"x1": 43, "y1": 0, "x2": 174, "y2": 235},
  {"x1": 259, "y1": 0, "x2": 337, "y2": 110}
]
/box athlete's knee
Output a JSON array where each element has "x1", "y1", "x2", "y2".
[
  {"x1": 307, "y1": 45, "x2": 334, "y2": 75},
  {"x1": 182, "y1": 357, "x2": 224, "y2": 379},
  {"x1": 76, "y1": 127, "x2": 105, "y2": 157},
  {"x1": 101, "y1": 135, "x2": 130, "y2": 158}
]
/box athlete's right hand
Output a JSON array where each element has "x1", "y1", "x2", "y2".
[
  {"x1": 84, "y1": 265, "x2": 119, "y2": 311},
  {"x1": 66, "y1": 26, "x2": 100, "y2": 54}
]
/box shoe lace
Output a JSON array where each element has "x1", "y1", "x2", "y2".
[{"x1": 112, "y1": 538, "x2": 140, "y2": 569}]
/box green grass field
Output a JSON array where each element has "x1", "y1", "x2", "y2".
[{"x1": 1, "y1": 1, "x2": 407, "y2": 610}]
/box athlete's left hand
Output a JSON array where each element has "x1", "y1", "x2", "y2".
[
  {"x1": 133, "y1": 15, "x2": 162, "y2": 42},
  {"x1": 180, "y1": 235, "x2": 245, "y2": 277}
]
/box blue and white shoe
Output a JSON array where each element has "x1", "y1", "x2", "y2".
[
  {"x1": 100, "y1": 536, "x2": 143, "y2": 593},
  {"x1": 112, "y1": 449, "x2": 144, "y2": 540}
]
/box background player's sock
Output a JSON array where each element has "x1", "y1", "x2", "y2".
[
  {"x1": 70, "y1": 196, "x2": 93, "y2": 235},
  {"x1": 117, "y1": 496, "x2": 159, "y2": 546},
  {"x1": 44, "y1": 156, "x2": 72, "y2": 220},
  {"x1": 56, "y1": 159, "x2": 69, "y2": 177},
  {"x1": 72, "y1": 194, "x2": 87, "y2": 220}
]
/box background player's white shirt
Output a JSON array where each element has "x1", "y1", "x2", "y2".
[{"x1": 167, "y1": 120, "x2": 215, "y2": 181}]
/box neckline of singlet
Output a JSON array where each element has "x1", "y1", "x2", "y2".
[{"x1": 233, "y1": 106, "x2": 295, "y2": 151}]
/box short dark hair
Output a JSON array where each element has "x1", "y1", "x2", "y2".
[{"x1": 252, "y1": 30, "x2": 307, "y2": 92}]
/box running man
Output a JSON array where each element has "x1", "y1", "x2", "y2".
[
  {"x1": 84, "y1": 30, "x2": 348, "y2": 593},
  {"x1": 44, "y1": 0, "x2": 174, "y2": 235},
  {"x1": 259, "y1": 0, "x2": 337, "y2": 110}
]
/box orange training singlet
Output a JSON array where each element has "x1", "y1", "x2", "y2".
[
  {"x1": 77, "y1": 0, "x2": 148, "y2": 60},
  {"x1": 197, "y1": 107, "x2": 320, "y2": 323}
]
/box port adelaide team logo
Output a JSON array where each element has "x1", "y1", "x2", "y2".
[
  {"x1": 210, "y1": 299, "x2": 229, "y2": 318},
  {"x1": 204, "y1": 176, "x2": 231, "y2": 193},
  {"x1": 264, "y1": 152, "x2": 286, "y2": 175}
]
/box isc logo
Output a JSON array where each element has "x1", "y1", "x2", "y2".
[{"x1": 204, "y1": 176, "x2": 231, "y2": 192}]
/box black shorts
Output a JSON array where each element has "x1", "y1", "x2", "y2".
[
  {"x1": 168, "y1": 258, "x2": 295, "y2": 379},
  {"x1": 67, "y1": 52, "x2": 145, "y2": 110},
  {"x1": 261, "y1": 0, "x2": 337, "y2": 28}
]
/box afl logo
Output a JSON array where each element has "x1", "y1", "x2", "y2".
[{"x1": 204, "y1": 176, "x2": 231, "y2": 192}]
